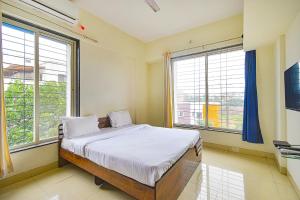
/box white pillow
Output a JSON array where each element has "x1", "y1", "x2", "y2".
[
  {"x1": 62, "y1": 115, "x2": 99, "y2": 139},
  {"x1": 108, "y1": 110, "x2": 132, "y2": 128}
]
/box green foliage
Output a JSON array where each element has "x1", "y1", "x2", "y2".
[
  {"x1": 39, "y1": 81, "x2": 66, "y2": 140},
  {"x1": 5, "y1": 80, "x2": 66, "y2": 148},
  {"x1": 5, "y1": 80, "x2": 34, "y2": 147}
]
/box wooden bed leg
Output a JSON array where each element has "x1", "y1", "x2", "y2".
[
  {"x1": 95, "y1": 176, "x2": 105, "y2": 186},
  {"x1": 58, "y1": 156, "x2": 69, "y2": 167}
]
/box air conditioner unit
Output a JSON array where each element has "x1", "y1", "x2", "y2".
[{"x1": 17, "y1": 0, "x2": 79, "y2": 25}]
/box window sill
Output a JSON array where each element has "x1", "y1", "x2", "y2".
[
  {"x1": 173, "y1": 124, "x2": 241, "y2": 134},
  {"x1": 10, "y1": 140, "x2": 58, "y2": 154}
]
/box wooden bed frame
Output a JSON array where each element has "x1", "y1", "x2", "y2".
[{"x1": 58, "y1": 117, "x2": 202, "y2": 200}]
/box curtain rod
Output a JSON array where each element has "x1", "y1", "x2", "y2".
[
  {"x1": 0, "y1": 0, "x2": 99, "y2": 44},
  {"x1": 171, "y1": 35, "x2": 243, "y2": 54}
]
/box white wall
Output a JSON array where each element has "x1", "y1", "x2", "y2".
[
  {"x1": 146, "y1": 15, "x2": 276, "y2": 153},
  {"x1": 285, "y1": 10, "x2": 300, "y2": 189},
  {"x1": 1, "y1": 1, "x2": 148, "y2": 178}
]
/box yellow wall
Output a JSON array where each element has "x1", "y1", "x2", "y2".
[
  {"x1": 243, "y1": 0, "x2": 300, "y2": 50},
  {"x1": 146, "y1": 15, "x2": 243, "y2": 63},
  {"x1": 146, "y1": 14, "x2": 276, "y2": 153},
  {"x1": 284, "y1": 10, "x2": 300, "y2": 189},
  {"x1": 147, "y1": 60, "x2": 164, "y2": 127},
  {"x1": 78, "y1": 10, "x2": 148, "y2": 123},
  {"x1": 1, "y1": 1, "x2": 148, "y2": 178},
  {"x1": 274, "y1": 35, "x2": 287, "y2": 168},
  {"x1": 256, "y1": 44, "x2": 276, "y2": 151}
]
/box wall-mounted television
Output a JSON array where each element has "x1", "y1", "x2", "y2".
[{"x1": 285, "y1": 62, "x2": 300, "y2": 111}]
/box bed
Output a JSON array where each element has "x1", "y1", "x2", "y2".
[{"x1": 58, "y1": 117, "x2": 202, "y2": 200}]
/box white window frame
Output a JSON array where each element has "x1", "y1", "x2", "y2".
[
  {"x1": 171, "y1": 44, "x2": 244, "y2": 133},
  {"x1": 2, "y1": 16, "x2": 78, "y2": 151}
]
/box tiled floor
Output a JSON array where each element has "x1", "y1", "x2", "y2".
[{"x1": 0, "y1": 147, "x2": 299, "y2": 200}]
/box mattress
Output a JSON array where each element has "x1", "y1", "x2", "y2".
[{"x1": 61, "y1": 124, "x2": 200, "y2": 186}]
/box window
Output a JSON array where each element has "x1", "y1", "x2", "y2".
[
  {"x1": 173, "y1": 45, "x2": 245, "y2": 132},
  {"x1": 2, "y1": 17, "x2": 78, "y2": 149}
]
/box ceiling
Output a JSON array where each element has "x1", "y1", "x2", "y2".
[
  {"x1": 74, "y1": 0, "x2": 243, "y2": 42},
  {"x1": 243, "y1": 0, "x2": 300, "y2": 50}
]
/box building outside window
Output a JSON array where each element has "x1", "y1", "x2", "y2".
[{"x1": 172, "y1": 45, "x2": 245, "y2": 132}]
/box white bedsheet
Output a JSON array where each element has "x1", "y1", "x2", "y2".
[
  {"x1": 61, "y1": 125, "x2": 135, "y2": 156},
  {"x1": 61, "y1": 124, "x2": 200, "y2": 186}
]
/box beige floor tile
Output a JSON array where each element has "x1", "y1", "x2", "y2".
[
  {"x1": 0, "y1": 178, "x2": 48, "y2": 200},
  {"x1": 44, "y1": 177, "x2": 95, "y2": 200},
  {"x1": 33, "y1": 168, "x2": 74, "y2": 188},
  {"x1": 244, "y1": 179, "x2": 281, "y2": 200},
  {"x1": 87, "y1": 184, "x2": 133, "y2": 200},
  {"x1": 189, "y1": 163, "x2": 204, "y2": 185},
  {"x1": 268, "y1": 164, "x2": 293, "y2": 185},
  {"x1": 178, "y1": 181, "x2": 201, "y2": 200},
  {"x1": 1, "y1": 147, "x2": 299, "y2": 200},
  {"x1": 276, "y1": 182, "x2": 299, "y2": 200}
]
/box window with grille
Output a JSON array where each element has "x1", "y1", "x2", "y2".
[
  {"x1": 173, "y1": 45, "x2": 245, "y2": 132},
  {"x1": 2, "y1": 17, "x2": 78, "y2": 149}
]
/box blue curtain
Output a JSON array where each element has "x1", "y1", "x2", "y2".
[{"x1": 242, "y1": 50, "x2": 264, "y2": 143}]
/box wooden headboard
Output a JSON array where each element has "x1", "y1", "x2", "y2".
[{"x1": 58, "y1": 117, "x2": 111, "y2": 140}]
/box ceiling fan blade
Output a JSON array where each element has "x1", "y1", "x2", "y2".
[{"x1": 145, "y1": 0, "x2": 160, "y2": 12}]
